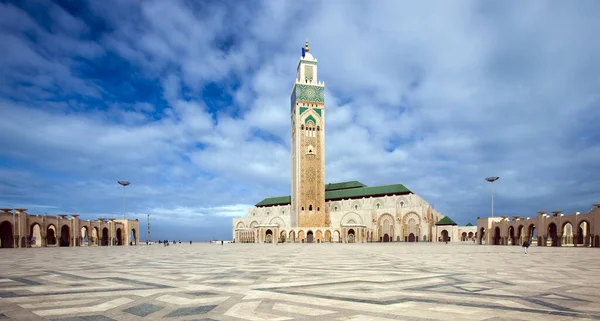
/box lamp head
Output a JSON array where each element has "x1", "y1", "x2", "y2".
[
  {"x1": 485, "y1": 177, "x2": 499, "y2": 182},
  {"x1": 118, "y1": 181, "x2": 131, "y2": 186}
]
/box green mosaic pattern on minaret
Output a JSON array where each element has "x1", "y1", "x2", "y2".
[
  {"x1": 295, "y1": 84, "x2": 324, "y2": 103},
  {"x1": 299, "y1": 107, "x2": 308, "y2": 115},
  {"x1": 314, "y1": 108, "x2": 322, "y2": 117},
  {"x1": 305, "y1": 114, "x2": 317, "y2": 124}
]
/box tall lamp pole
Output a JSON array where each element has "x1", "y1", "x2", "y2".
[
  {"x1": 117, "y1": 181, "x2": 131, "y2": 220},
  {"x1": 485, "y1": 177, "x2": 500, "y2": 218}
]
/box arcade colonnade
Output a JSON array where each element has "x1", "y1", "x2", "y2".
[
  {"x1": 236, "y1": 225, "x2": 369, "y2": 243},
  {"x1": 0, "y1": 208, "x2": 140, "y2": 248},
  {"x1": 477, "y1": 204, "x2": 600, "y2": 248}
]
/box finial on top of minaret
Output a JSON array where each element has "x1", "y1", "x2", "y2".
[{"x1": 305, "y1": 40, "x2": 309, "y2": 52}]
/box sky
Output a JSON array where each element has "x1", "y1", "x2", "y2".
[{"x1": 1, "y1": 0, "x2": 599, "y2": 242}]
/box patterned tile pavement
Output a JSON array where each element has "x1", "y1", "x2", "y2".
[{"x1": 1, "y1": 243, "x2": 599, "y2": 320}]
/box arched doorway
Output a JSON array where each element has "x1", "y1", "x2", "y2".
[
  {"x1": 306, "y1": 231, "x2": 314, "y2": 243},
  {"x1": 130, "y1": 229, "x2": 137, "y2": 245},
  {"x1": 92, "y1": 227, "x2": 99, "y2": 246},
  {"x1": 333, "y1": 230, "x2": 340, "y2": 243},
  {"x1": 547, "y1": 223, "x2": 558, "y2": 247},
  {"x1": 288, "y1": 230, "x2": 295, "y2": 243},
  {"x1": 324, "y1": 230, "x2": 331, "y2": 243},
  {"x1": 60, "y1": 225, "x2": 70, "y2": 247},
  {"x1": 383, "y1": 234, "x2": 390, "y2": 242},
  {"x1": 280, "y1": 231, "x2": 286, "y2": 243},
  {"x1": 508, "y1": 226, "x2": 515, "y2": 245},
  {"x1": 116, "y1": 228, "x2": 123, "y2": 245},
  {"x1": 47, "y1": 225, "x2": 56, "y2": 246},
  {"x1": 517, "y1": 225, "x2": 524, "y2": 244},
  {"x1": 265, "y1": 229, "x2": 273, "y2": 243},
  {"x1": 408, "y1": 233, "x2": 415, "y2": 242},
  {"x1": 468, "y1": 232, "x2": 473, "y2": 241},
  {"x1": 562, "y1": 222, "x2": 573, "y2": 246},
  {"x1": 479, "y1": 227, "x2": 486, "y2": 244},
  {"x1": 528, "y1": 224, "x2": 536, "y2": 244},
  {"x1": 347, "y1": 229, "x2": 355, "y2": 243},
  {"x1": 577, "y1": 221, "x2": 590, "y2": 246},
  {"x1": 315, "y1": 230, "x2": 323, "y2": 243},
  {"x1": 493, "y1": 227, "x2": 501, "y2": 245},
  {"x1": 101, "y1": 228, "x2": 109, "y2": 246},
  {"x1": 441, "y1": 230, "x2": 449, "y2": 243},
  {"x1": 30, "y1": 223, "x2": 42, "y2": 247},
  {"x1": 81, "y1": 227, "x2": 89, "y2": 246},
  {"x1": 461, "y1": 232, "x2": 467, "y2": 242},
  {"x1": 0, "y1": 221, "x2": 13, "y2": 248}
]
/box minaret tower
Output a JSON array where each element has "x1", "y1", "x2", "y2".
[{"x1": 290, "y1": 41, "x2": 327, "y2": 228}]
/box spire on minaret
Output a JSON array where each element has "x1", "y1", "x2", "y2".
[{"x1": 305, "y1": 40, "x2": 309, "y2": 52}]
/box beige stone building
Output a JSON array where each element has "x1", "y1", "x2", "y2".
[
  {"x1": 0, "y1": 208, "x2": 140, "y2": 248},
  {"x1": 477, "y1": 204, "x2": 600, "y2": 247},
  {"x1": 233, "y1": 42, "x2": 474, "y2": 243}
]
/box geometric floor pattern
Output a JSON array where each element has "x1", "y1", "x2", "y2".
[{"x1": 1, "y1": 243, "x2": 600, "y2": 321}]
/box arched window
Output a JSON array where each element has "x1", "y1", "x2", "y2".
[
  {"x1": 334, "y1": 206, "x2": 338, "y2": 211},
  {"x1": 317, "y1": 207, "x2": 320, "y2": 211},
  {"x1": 354, "y1": 205, "x2": 359, "y2": 210},
  {"x1": 317, "y1": 126, "x2": 320, "y2": 131},
  {"x1": 376, "y1": 203, "x2": 381, "y2": 209},
  {"x1": 309, "y1": 205, "x2": 313, "y2": 211},
  {"x1": 301, "y1": 124, "x2": 304, "y2": 130},
  {"x1": 400, "y1": 201, "x2": 404, "y2": 207},
  {"x1": 301, "y1": 207, "x2": 304, "y2": 211}
]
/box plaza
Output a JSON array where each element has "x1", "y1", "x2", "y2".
[{"x1": 1, "y1": 243, "x2": 600, "y2": 321}]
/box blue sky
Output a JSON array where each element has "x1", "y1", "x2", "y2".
[{"x1": 1, "y1": 0, "x2": 599, "y2": 241}]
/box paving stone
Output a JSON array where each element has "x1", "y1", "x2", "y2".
[
  {"x1": 123, "y1": 303, "x2": 162, "y2": 317},
  {"x1": 165, "y1": 305, "x2": 217, "y2": 317}
]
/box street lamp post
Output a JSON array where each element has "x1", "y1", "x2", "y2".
[
  {"x1": 485, "y1": 177, "x2": 500, "y2": 218},
  {"x1": 117, "y1": 181, "x2": 131, "y2": 220}
]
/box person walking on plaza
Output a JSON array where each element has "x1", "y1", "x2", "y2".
[{"x1": 522, "y1": 239, "x2": 530, "y2": 254}]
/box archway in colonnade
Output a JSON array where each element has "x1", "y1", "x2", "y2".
[
  {"x1": 517, "y1": 225, "x2": 524, "y2": 245},
  {"x1": 347, "y1": 229, "x2": 355, "y2": 243},
  {"x1": 288, "y1": 230, "x2": 295, "y2": 243},
  {"x1": 92, "y1": 227, "x2": 99, "y2": 246},
  {"x1": 306, "y1": 231, "x2": 314, "y2": 243},
  {"x1": 81, "y1": 227, "x2": 89, "y2": 246},
  {"x1": 479, "y1": 227, "x2": 486, "y2": 244},
  {"x1": 298, "y1": 230, "x2": 305, "y2": 243},
  {"x1": 60, "y1": 225, "x2": 70, "y2": 247},
  {"x1": 333, "y1": 230, "x2": 340, "y2": 243},
  {"x1": 493, "y1": 227, "x2": 501, "y2": 245},
  {"x1": 0, "y1": 221, "x2": 13, "y2": 248},
  {"x1": 547, "y1": 223, "x2": 558, "y2": 247},
  {"x1": 468, "y1": 232, "x2": 473, "y2": 241},
  {"x1": 324, "y1": 230, "x2": 331, "y2": 243},
  {"x1": 47, "y1": 225, "x2": 56, "y2": 246},
  {"x1": 508, "y1": 226, "x2": 516, "y2": 245},
  {"x1": 279, "y1": 231, "x2": 286, "y2": 243},
  {"x1": 562, "y1": 222, "x2": 573, "y2": 246},
  {"x1": 461, "y1": 232, "x2": 467, "y2": 242},
  {"x1": 265, "y1": 229, "x2": 273, "y2": 243},
  {"x1": 116, "y1": 228, "x2": 123, "y2": 245},
  {"x1": 315, "y1": 230, "x2": 322, "y2": 243},
  {"x1": 577, "y1": 221, "x2": 590, "y2": 246},
  {"x1": 101, "y1": 228, "x2": 109, "y2": 246},
  {"x1": 528, "y1": 224, "x2": 537, "y2": 245},
  {"x1": 130, "y1": 229, "x2": 137, "y2": 245},
  {"x1": 30, "y1": 223, "x2": 42, "y2": 247}
]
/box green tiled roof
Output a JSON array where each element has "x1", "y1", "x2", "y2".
[
  {"x1": 436, "y1": 216, "x2": 458, "y2": 226},
  {"x1": 325, "y1": 181, "x2": 366, "y2": 191},
  {"x1": 255, "y1": 195, "x2": 291, "y2": 207},
  {"x1": 255, "y1": 183, "x2": 411, "y2": 207},
  {"x1": 465, "y1": 222, "x2": 474, "y2": 226}
]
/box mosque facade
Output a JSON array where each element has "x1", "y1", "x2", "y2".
[{"x1": 232, "y1": 43, "x2": 475, "y2": 243}]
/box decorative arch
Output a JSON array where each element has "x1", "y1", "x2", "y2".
[
  {"x1": 340, "y1": 212, "x2": 363, "y2": 225},
  {"x1": 30, "y1": 223, "x2": 42, "y2": 247},
  {"x1": 288, "y1": 230, "x2": 296, "y2": 243},
  {"x1": 372, "y1": 198, "x2": 384, "y2": 209},
  {"x1": 350, "y1": 200, "x2": 362, "y2": 211},
  {"x1": 304, "y1": 114, "x2": 317, "y2": 125},
  {"x1": 236, "y1": 222, "x2": 246, "y2": 229},
  {"x1": 324, "y1": 230, "x2": 332, "y2": 243},
  {"x1": 269, "y1": 217, "x2": 285, "y2": 227},
  {"x1": 396, "y1": 196, "x2": 409, "y2": 208},
  {"x1": 330, "y1": 201, "x2": 342, "y2": 212},
  {"x1": 250, "y1": 221, "x2": 259, "y2": 228},
  {"x1": 402, "y1": 212, "x2": 421, "y2": 225}
]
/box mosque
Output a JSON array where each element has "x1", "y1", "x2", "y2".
[{"x1": 232, "y1": 42, "x2": 476, "y2": 243}]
